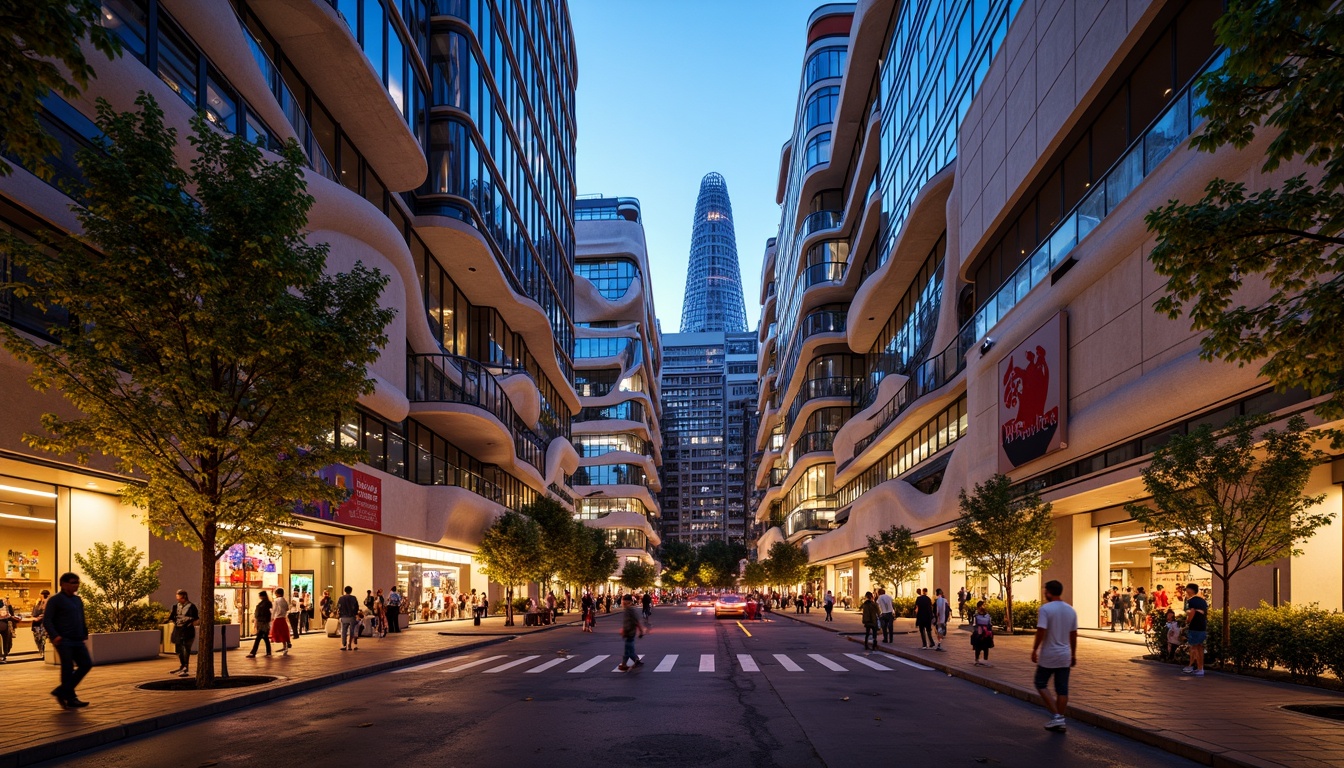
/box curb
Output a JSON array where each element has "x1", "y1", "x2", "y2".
[
  {"x1": 438, "y1": 615, "x2": 583, "y2": 636},
  {"x1": 771, "y1": 611, "x2": 1265, "y2": 768},
  {"x1": 1, "y1": 634, "x2": 516, "y2": 768}
]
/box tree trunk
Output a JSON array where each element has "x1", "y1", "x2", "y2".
[
  {"x1": 1004, "y1": 567, "x2": 1014, "y2": 634},
  {"x1": 196, "y1": 545, "x2": 216, "y2": 688},
  {"x1": 504, "y1": 585, "x2": 513, "y2": 626},
  {"x1": 1221, "y1": 575, "x2": 1231, "y2": 668}
]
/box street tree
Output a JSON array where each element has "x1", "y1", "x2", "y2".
[
  {"x1": 697, "y1": 540, "x2": 746, "y2": 588},
  {"x1": 1126, "y1": 415, "x2": 1329, "y2": 654},
  {"x1": 476, "y1": 510, "x2": 542, "y2": 626},
  {"x1": 764, "y1": 541, "x2": 809, "y2": 591},
  {"x1": 656, "y1": 540, "x2": 697, "y2": 587},
  {"x1": 523, "y1": 497, "x2": 575, "y2": 597},
  {"x1": 1, "y1": 1, "x2": 120, "y2": 179},
  {"x1": 742, "y1": 561, "x2": 769, "y2": 590},
  {"x1": 1, "y1": 96, "x2": 394, "y2": 687},
  {"x1": 864, "y1": 525, "x2": 925, "y2": 596},
  {"x1": 619, "y1": 560, "x2": 657, "y2": 592},
  {"x1": 951, "y1": 475, "x2": 1055, "y2": 632},
  {"x1": 1145, "y1": 1, "x2": 1344, "y2": 439},
  {"x1": 561, "y1": 525, "x2": 618, "y2": 595}
]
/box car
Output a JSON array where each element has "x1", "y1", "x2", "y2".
[
  {"x1": 714, "y1": 594, "x2": 746, "y2": 619},
  {"x1": 688, "y1": 593, "x2": 714, "y2": 608}
]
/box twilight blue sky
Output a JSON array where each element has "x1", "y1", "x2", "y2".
[{"x1": 570, "y1": 0, "x2": 824, "y2": 333}]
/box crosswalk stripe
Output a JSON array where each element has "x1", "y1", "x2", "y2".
[
  {"x1": 809, "y1": 654, "x2": 847, "y2": 671},
  {"x1": 568, "y1": 655, "x2": 610, "y2": 673},
  {"x1": 483, "y1": 655, "x2": 541, "y2": 673},
  {"x1": 843, "y1": 653, "x2": 893, "y2": 670},
  {"x1": 610, "y1": 654, "x2": 644, "y2": 672},
  {"x1": 655, "y1": 654, "x2": 678, "y2": 672},
  {"x1": 699, "y1": 654, "x2": 715, "y2": 672},
  {"x1": 738, "y1": 654, "x2": 759, "y2": 672},
  {"x1": 880, "y1": 653, "x2": 934, "y2": 671},
  {"x1": 395, "y1": 655, "x2": 470, "y2": 673},
  {"x1": 443, "y1": 655, "x2": 506, "y2": 673},
  {"x1": 774, "y1": 654, "x2": 804, "y2": 672},
  {"x1": 525, "y1": 655, "x2": 574, "y2": 673}
]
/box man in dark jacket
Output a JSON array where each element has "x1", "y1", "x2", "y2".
[
  {"x1": 43, "y1": 572, "x2": 91, "y2": 709},
  {"x1": 915, "y1": 588, "x2": 935, "y2": 649},
  {"x1": 337, "y1": 586, "x2": 361, "y2": 650}
]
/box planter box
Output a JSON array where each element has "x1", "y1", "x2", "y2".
[
  {"x1": 325, "y1": 618, "x2": 341, "y2": 637},
  {"x1": 46, "y1": 629, "x2": 163, "y2": 665},
  {"x1": 160, "y1": 623, "x2": 241, "y2": 654}
]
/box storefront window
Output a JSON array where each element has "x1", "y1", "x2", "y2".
[
  {"x1": 395, "y1": 542, "x2": 471, "y2": 623},
  {"x1": 0, "y1": 476, "x2": 57, "y2": 658},
  {"x1": 1100, "y1": 519, "x2": 1211, "y2": 627},
  {"x1": 216, "y1": 530, "x2": 343, "y2": 634}
]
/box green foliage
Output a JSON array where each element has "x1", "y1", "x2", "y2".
[
  {"x1": 1127, "y1": 415, "x2": 1329, "y2": 652},
  {"x1": 952, "y1": 474, "x2": 1054, "y2": 633},
  {"x1": 657, "y1": 540, "x2": 697, "y2": 586},
  {"x1": 742, "y1": 561, "x2": 769, "y2": 588},
  {"x1": 889, "y1": 596, "x2": 918, "y2": 619},
  {"x1": 561, "y1": 525, "x2": 618, "y2": 591},
  {"x1": 764, "y1": 541, "x2": 809, "y2": 588},
  {"x1": 981, "y1": 600, "x2": 1040, "y2": 632},
  {"x1": 0, "y1": 96, "x2": 394, "y2": 686},
  {"x1": 1145, "y1": 0, "x2": 1344, "y2": 437},
  {"x1": 476, "y1": 510, "x2": 541, "y2": 625},
  {"x1": 864, "y1": 525, "x2": 924, "y2": 596},
  {"x1": 619, "y1": 560, "x2": 657, "y2": 591},
  {"x1": 1196, "y1": 604, "x2": 1343, "y2": 681},
  {"x1": 74, "y1": 541, "x2": 167, "y2": 633},
  {"x1": 696, "y1": 540, "x2": 747, "y2": 588},
  {"x1": 522, "y1": 497, "x2": 577, "y2": 591},
  {"x1": 0, "y1": 0, "x2": 121, "y2": 179}
]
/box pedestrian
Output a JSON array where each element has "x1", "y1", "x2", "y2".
[
  {"x1": 30, "y1": 589, "x2": 50, "y2": 657},
  {"x1": 914, "y1": 588, "x2": 935, "y2": 649},
  {"x1": 319, "y1": 590, "x2": 333, "y2": 624},
  {"x1": 604, "y1": 594, "x2": 612, "y2": 614},
  {"x1": 336, "y1": 586, "x2": 360, "y2": 651},
  {"x1": 1182, "y1": 583, "x2": 1208, "y2": 677},
  {"x1": 287, "y1": 589, "x2": 302, "y2": 639},
  {"x1": 641, "y1": 591, "x2": 653, "y2": 620},
  {"x1": 480, "y1": 594, "x2": 489, "y2": 619},
  {"x1": 933, "y1": 588, "x2": 950, "y2": 651},
  {"x1": 804, "y1": 592, "x2": 813, "y2": 614},
  {"x1": 271, "y1": 588, "x2": 292, "y2": 655},
  {"x1": 298, "y1": 590, "x2": 311, "y2": 634},
  {"x1": 823, "y1": 590, "x2": 835, "y2": 621},
  {"x1": 167, "y1": 589, "x2": 199, "y2": 678},
  {"x1": 1120, "y1": 587, "x2": 1134, "y2": 631},
  {"x1": 351, "y1": 610, "x2": 363, "y2": 650},
  {"x1": 1032, "y1": 580, "x2": 1078, "y2": 732},
  {"x1": 1153, "y1": 584, "x2": 1170, "y2": 614},
  {"x1": 860, "y1": 591, "x2": 879, "y2": 651},
  {"x1": 1107, "y1": 587, "x2": 1125, "y2": 632},
  {"x1": 365, "y1": 589, "x2": 376, "y2": 617},
  {"x1": 0, "y1": 597, "x2": 14, "y2": 663},
  {"x1": 617, "y1": 594, "x2": 647, "y2": 671},
  {"x1": 970, "y1": 600, "x2": 994, "y2": 666},
  {"x1": 1163, "y1": 609, "x2": 1180, "y2": 662},
  {"x1": 44, "y1": 572, "x2": 91, "y2": 708},
  {"x1": 386, "y1": 586, "x2": 402, "y2": 633},
  {"x1": 876, "y1": 587, "x2": 895, "y2": 644},
  {"x1": 374, "y1": 589, "x2": 388, "y2": 637},
  {"x1": 246, "y1": 590, "x2": 273, "y2": 658},
  {"x1": 957, "y1": 587, "x2": 968, "y2": 621},
  {"x1": 1133, "y1": 587, "x2": 1148, "y2": 634}
]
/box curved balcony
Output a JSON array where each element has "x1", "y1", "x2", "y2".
[
  {"x1": 572, "y1": 464, "x2": 650, "y2": 488},
  {"x1": 799, "y1": 209, "x2": 843, "y2": 243},
  {"x1": 802, "y1": 261, "x2": 847, "y2": 289},
  {"x1": 786, "y1": 376, "x2": 857, "y2": 426},
  {"x1": 850, "y1": 330, "x2": 971, "y2": 459},
  {"x1": 790, "y1": 430, "x2": 836, "y2": 462},
  {"x1": 783, "y1": 506, "x2": 837, "y2": 539},
  {"x1": 799, "y1": 309, "x2": 846, "y2": 341},
  {"x1": 575, "y1": 400, "x2": 647, "y2": 425},
  {"x1": 574, "y1": 433, "x2": 653, "y2": 459}
]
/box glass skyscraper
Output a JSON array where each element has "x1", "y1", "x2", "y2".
[{"x1": 679, "y1": 172, "x2": 748, "y2": 333}]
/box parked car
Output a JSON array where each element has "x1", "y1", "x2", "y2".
[
  {"x1": 688, "y1": 593, "x2": 714, "y2": 608},
  {"x1": 714, "y1": 594, "x2": 745, "y2": 619}
]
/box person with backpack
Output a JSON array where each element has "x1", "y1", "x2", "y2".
[
  {"x1": 860, "y1": 592, "x2": 880, "y2": 651},
  {"x1": 617, "y1": 594, "x2": 647, "y2": 671},
  {"x1": 971, "y1": 600, "x2": 995, "y2": 666},
  {"x1": 386, "y1": 586, "x2": 403, "y2": 633},
  {"x1": 246, "y1": 590, "x2": 273, "y2": 658}
]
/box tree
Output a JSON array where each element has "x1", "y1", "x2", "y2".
[
  {"x1": 476, "y1": 510, "x2": 542, "y2": 626},
  {"x1": 561, "y1": 525, "x2": 618, "y2": 595},
  {"x1": 952, "y1": 475, "x2": 1055, "y2": 632},
  {"x1": 656, "y1": 540, "x2": 697, "y2": 587},
  {"x1": 697, "y1": 539, "x2": 747, "y2": 588},
  {"x1": 1, "y1": 96, "x2": 395, "y2": 687},
  {"x1": 619, "y1": 560, "x2": 657, "y2": 591},
  {"x1": 864, "y1": 525, "x2": 925, "y2": 596},
  {"x1": 74, "y1": 541, "x2": 166, "y2": 633},
  {"x1": 764, "y1": 541, "x2": 809, "y2": 590},
  {"x1": 1, "y1": 1, "x2": 120, "y2": 179},
  {"x1": 1145, "y1": 1, "x2": 1344, "y2": 439},
  {"x1": 1126, "y1": 415, "x2": 1329, "y2": 654},
  {"x1": 742, "y1": 561, "x2": 769, "y2": 589},
  {"x1": 522, "y1": 497, "x2": 575, "y2": 597}
]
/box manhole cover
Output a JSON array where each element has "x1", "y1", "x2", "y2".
[
  {"x1": 1284, "y1": 704, "x2": 1344, "y2": 721},
  {"x1": 137, "y1": 675, "x2": 278, "y2": 691}
]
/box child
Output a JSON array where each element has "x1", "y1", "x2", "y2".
[
  {"x1": 351, "y1": 610, "x2": 364, "y2": 650},
  {"x1": 1163, "y1": 609, "x2": 1179, "y2": 662}
]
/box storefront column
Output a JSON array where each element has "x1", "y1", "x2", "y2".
[
  {"x1": 931, "y1": 542, "x2": 952, "y2": 594},
  {"x1": 1073, "y1": 515, "x2": 1100, "y2": 628},
  {"x1": 824, "y1": 564, "x2": 834, "y2": 597},
  {"x1": 345, "y1": 533, "x2": 395, "y2": 594}
]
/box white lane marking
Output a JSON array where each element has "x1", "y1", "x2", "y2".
[
  {"x1": 880, "y1": 653, "x2": 934, "y2": 671},
  {"x1": 844, "y1": 653, "x2": 893, "y2": 670},
  {"x1": 655, "y1": 654, "x2": 678, "y2": 672},
  {"x1": 774, "y1": 654, "x2": 804, "y2": 672},
  {"x1": 611, "y1": 654, "x2": 644, "y2": 672},
  {"x1": 699, "y1": 654, "x2": 715, "y2": 672},
  {"x1": 809, "y1": 654, "x2": 848, "y2": 671},
  {"x1": 395, "y1": 656, "x2": 471, "y2": 673},
  {"x1": 568, "y1": 655, "x2": 610, "y2": 673},
  {"x1": 525, "y1": 655, "x2": 574, "y2": 673},
  {"x1": 483, "y1": 655, "x2": 541, "y2": 673},
  {"x1": 738, "y1": 654, "x2": 759, "y2": 672},
  {"x1": 443, "y1": 655, "x2": 506, "y2": 673}
]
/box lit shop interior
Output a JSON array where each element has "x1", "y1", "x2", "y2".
[
  {"x1": 213, "y1": 527, "x2": 344, "y2": 633},
  {"x1": 395, "y1": 542, "x2": 471, "y2": 621}
]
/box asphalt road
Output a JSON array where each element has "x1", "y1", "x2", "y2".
[{"x1": 47, "y1": 606, "x2": 1195, "y2": 768}]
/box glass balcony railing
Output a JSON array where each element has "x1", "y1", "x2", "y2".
[
  {"x1": 784, "y1": 506, "x2": 837, "y2": 537},
  {"x1": 238, "y1": 18, "x2": 338, "y2": 183},
  {"x1": 799, "y1": 209, "x2": 843, "y2": 242},
  {"x1": 965, "y1": 51, "x2": 1224, "y2": 345},
  {"x1": 849, "y1": 328, "x2": 972, "y2": 460},
  {"x1": 787, "y1": 376, "x2": 858, "y2": 425},
  {"x1": 407, "y1": 353, "x2": 546, "y2": 471},
  {"x1": 802, "y1": 261, "x2": 847, "y2": 288},
  {"x1": 792, "y1": 430, "x2": 837, "y2": 461},
  {"x1": 800, "y1": 310, "x2": 847, "y2": 340},
  {"x1": 769, "y1": 466, "x2": 788, "y2": 487}
]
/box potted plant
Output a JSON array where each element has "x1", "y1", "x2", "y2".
[{"x1": 46, "y1": 542, "x2": 168, "y2": 665}]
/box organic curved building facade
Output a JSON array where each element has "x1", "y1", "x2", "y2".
[{"x1": 679, "y1": 172, "x2": 748, "y2": 334}]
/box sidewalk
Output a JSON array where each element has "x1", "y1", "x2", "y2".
[
  {"x1": 772, "y1": 607, "x2": 1344, "y2": 768},
  {"x1": 0, "y1": 613, "x2": 581, "y2": 768}
]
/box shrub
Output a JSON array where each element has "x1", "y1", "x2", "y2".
[
  {"x1": 891, "y1": 596, "x2": 918, "y2": 618},
  {"x1": 74, "y1": 541, "x2": 167, "y2": 633},
  {"x1": 982, "y1": 600, "x2": 1040, "y2": 631}
]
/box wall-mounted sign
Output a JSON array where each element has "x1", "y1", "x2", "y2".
[
  {"x1": 297, "y1": 465, "x2": 382, "y2": 531},
  {"x1": 997, "y1": 311, "x2": 1068, "y2": 473}
]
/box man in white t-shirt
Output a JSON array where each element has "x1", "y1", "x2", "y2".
[
  {"x1": 1031, "y1": 579, "x2": 1078, "y2": 733},
  {"x1": 875, "y1": 588, "x2": 895, "y2": 644}
]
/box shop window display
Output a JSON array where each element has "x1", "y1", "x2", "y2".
[
  {"x1": 215, "y1": 531, "x2": 343, "y2": 634},
  {"x1": 0, "y1": 476, "x2": 57, "y2": 658},
  {"x1": 1100, "y1": 519, "x2": 1211, "y2": 628}
]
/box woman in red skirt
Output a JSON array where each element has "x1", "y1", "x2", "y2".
[{"x1": 270, "y1": 587, "x2": 292, "y2": 655}]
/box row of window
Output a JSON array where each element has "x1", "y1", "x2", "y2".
[
  {"x1": 573, "y1": 434, "x2": 651, "y2": 458},
  {"x1": 571, "y1": 464, "x2": 649, "y2": 487},
  {"x1": 575, "y1": 496, "x2": 655, "y2": 521},
  {"x1": 575, "y1": 258, "x2": 638, "y2": 300},
  {"x1": 329, "y1": 0, "x2": 427, "y2": 125},
  {"x1": 837, "y1": 395, "x2": 967, "y2": 509},
  {"x1": 860, "y1": 235, "x2": 945, "y2": 404}
]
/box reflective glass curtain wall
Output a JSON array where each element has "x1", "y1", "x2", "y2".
[{"x1": 679, "y1": 173, "x2": 748, "y2": 334}]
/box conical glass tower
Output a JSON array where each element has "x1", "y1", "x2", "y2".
[{"x1": 680, "y1": 172, "x2": 748, "y2": 333}]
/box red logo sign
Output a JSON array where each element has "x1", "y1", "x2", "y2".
[
  {"x1": 299, "y1": 465, "x2": 382, "y2": 531},
  {"x1": 997, "y1": 312, "x2": 1068, "y2": 472}
]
